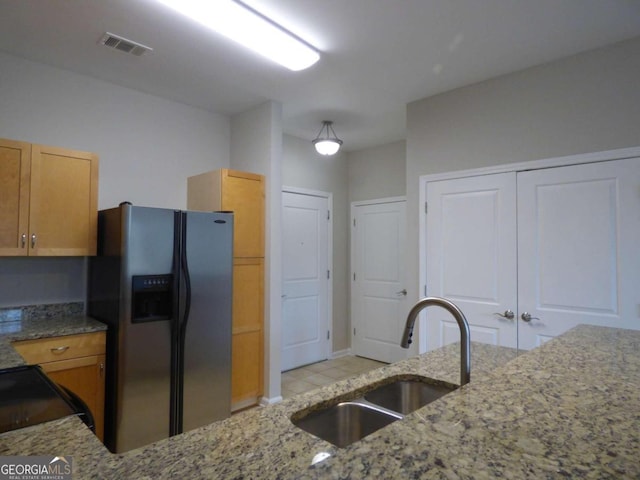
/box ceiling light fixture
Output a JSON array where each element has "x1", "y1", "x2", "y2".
[
  {"x1": 155, "y1": 0, "x2": 320, "y2": 71},
  {"x1": 313, "y1": 121, "x2": 343, "y2": 156}
]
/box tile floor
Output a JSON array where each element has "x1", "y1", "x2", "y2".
[{"x1": 281, "y1": 356, "x2": 386, "y2": 399}]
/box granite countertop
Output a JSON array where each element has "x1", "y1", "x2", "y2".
[
  {"x1": 0, "y1": 313, "x2": 107, "y2": 369},
  {"x1": 1, "y1": 324, "x2": 639, "y2": 479}
]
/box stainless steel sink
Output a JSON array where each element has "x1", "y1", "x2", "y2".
[
  {"x1": 292, "y1": 401, "x2": 402, "y2": 448},
  {"x1": 363, "y1": 378, "x2": 457, "y2": 415},
  {"x1": 292, "y1": 376, "x2": 457, "y2": 448}
]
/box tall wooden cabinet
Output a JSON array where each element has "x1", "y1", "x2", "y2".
[
  {"x1": 0, "y1": 138, "x2": 99, "y2": 256},
  {"x1": 188, "y1": 168, "x2": 265, "y2": 411}
]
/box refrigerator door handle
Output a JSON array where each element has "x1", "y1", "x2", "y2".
[
  {"x1": 180, "y1": 218, "x2": 192, "y2": 335},
  {"x1": 170, "y1": 211, "x2": 183, "y2": 436}
]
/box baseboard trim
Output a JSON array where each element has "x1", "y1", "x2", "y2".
[
  {"x1": 260, "y1": 395, "x2": 283, "y2": 406},
  {"x1": 331, "y1": 348, "x2": 352, "y2": 359}
]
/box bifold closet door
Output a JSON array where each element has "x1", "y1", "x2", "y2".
[
  {"x1": 426, "y1": 172, "x2": 518, "y2": 351},
  {"x1": 516, "y1": 157, "x2": 640, "y2": 350}
]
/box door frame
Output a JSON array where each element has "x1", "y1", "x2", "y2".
[
  {"x1": 281, "y1": 186, "x2": 333, "y2": 364},
  {"x1": 418, "y1": 145, "x2": 640, "y2": 353},
  {"x1": 350, "y1": 196, "x2": 415, "y2": 359}
]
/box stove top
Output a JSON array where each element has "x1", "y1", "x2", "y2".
[{"x1": 0, "y1": 365, "x2": 80, "y2": 433}]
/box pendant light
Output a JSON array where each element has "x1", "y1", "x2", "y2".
[{"x1": 312, "y1": 121, "x2": 343, "y2": 156}]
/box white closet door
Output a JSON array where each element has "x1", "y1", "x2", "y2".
[
  {"x1": 517, "y1": 158, "x2": 640, "y2": 350},
  {"x1": 352, "y1": 200, "x2": 408, "y2": 363},
  {"x1": 426, "y1": 173, "x2": 518, "y2": 350},
  {"x1": 281, "y1": 192, "x2": 330, "y2": 371}
]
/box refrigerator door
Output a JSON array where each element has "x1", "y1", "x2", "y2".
[
  {"x1": 180, "y1": 211, "x2": 233, "y2": 433},
  {"x1": 116, "y1": 206, "x2": 175, "y2": 452}
]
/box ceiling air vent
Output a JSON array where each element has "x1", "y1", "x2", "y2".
[{"x1": 98, "y1": 32, "x2": 153, "y2": 56}]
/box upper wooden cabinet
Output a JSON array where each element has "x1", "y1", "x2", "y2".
[
  {"x1": 0, "y1": 138, "x2": 99, "y2": 256},
  {"x1": 187, "y1": 168, "x2": 265, "y2": 258}
]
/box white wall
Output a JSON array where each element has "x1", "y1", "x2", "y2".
[
  {"x1": 282, "y1": 134, "x2": 349, "y2": 352},
  {"x1": 230, "y1": 102, "x2": 283, "y2": 403},
  {"x1": 0, "y1": 52, "x2": 230, "y2": 307},
  {"x1": 0, "y1": 52, "x2": 230, "y2": 210},
  {"x1": 405, "y1": 36, "x2": 640, "y2": 303},
  {"x1": 347, "y1": 140, "x2": 406, "y2": 203},
  {"x1": 0, "y1": 258, "x2": 86, "y2": 307}
]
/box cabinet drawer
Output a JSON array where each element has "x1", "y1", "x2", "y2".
[{"x1": 13, "y1": 332, "x2": 106, "y2": 364}]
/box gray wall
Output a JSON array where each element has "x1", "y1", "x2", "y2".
[
  {"x1": 282, "y1": 134, "x2": 349, "y2": 353},
  {"x1": 0, "y1": 52, "x2": 230, "y2": 307},
  {"x1": 405, "y1": 36, "x2": 640, "y2": 301},
  {"x1": 347, "y1": 140, "x2": 406, "y2": 203}
]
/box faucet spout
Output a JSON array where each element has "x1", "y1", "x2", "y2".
[{"x1": 400, "y1": 297, "x2": 471, "y2": 386}]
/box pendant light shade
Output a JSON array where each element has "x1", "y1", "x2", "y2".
[{"x1": 313, "y1": 121, "x2": 343, "y2": 156}]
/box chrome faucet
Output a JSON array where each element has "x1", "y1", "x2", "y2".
[{"x1": 400, "y1": 297, "x2": 471, "y2": 386}]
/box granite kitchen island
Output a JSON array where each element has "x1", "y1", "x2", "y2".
[{"x1": 1, "y1": 324, "x2": 639, "y2": 479}]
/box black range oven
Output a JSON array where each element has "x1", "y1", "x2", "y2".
[{"x1": 0, "y1": 365, "x2": 94, "y2": 434}]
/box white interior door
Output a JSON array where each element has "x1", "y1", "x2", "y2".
[
  {"x1": 281, "y1": 191, "x2": 330, "y2": 371},
  {"x1": 517, "y1": 158, "x2": 640, "y2": 349},
  {"x1": 352, "y1": 199, "x2": 409, "y2": 363},
  {"x1": 426, "y1": 173, "x2": 518, "y2": 350}
]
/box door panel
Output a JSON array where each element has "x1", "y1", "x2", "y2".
[
  {"x1": 281, "y1": 192, "x2": 329, "y2": 371},
  {"x1": 0, "y1": 139, "x2": 30, "y2": 255},
  {"x1": 352, "y1": 200, "x2": 407, "y2": 363},
  {"x1": 232, "y1": 258, "x2": 264, "y2": 407},
  {"x1": 29, "y1": 144, "x2": 98, "y2": 256},
  {"x1": 517, "y1": 158, "x2": 640, "y2": 350},
  {"x1": 426, "y1": 173, "x2": 517, "y2": 350},
  {"x1": 117, "y1": 206, "x2": 174, "y2": 452},
  {"x1": 182, "y1": 211, "x2": 232, "y2": 432}
]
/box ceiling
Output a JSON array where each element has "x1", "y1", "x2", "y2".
[{"x1": 1, "y1": 0, "x2": 640, "y2": 152}]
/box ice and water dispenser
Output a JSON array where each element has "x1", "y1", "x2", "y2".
[{"x1": 131, "y1": 274, "x2": 173, "y2": 322}]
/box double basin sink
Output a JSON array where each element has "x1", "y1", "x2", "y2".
[{"x1": 292, "y1": 375, "x2": 457, "y2": 448}]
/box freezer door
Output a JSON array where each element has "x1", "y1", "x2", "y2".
[
  {"x1": 116, "y1": 206, "x2": 175, "y2": 453},
  {"x1": 181, "y1": 211, "x2": 233, "y2": 432}
]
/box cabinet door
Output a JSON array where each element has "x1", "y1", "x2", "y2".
[
  {"x1": 29, "y1": 144, "x2": 98, "y2": 256},
  {"x1": 517, "y1": 158, "x2": 640, "y2": 350},
  {"x1": 0, "y1": 139, "x2": 31, "y2": 255},
  {"x1": 231, "y1": 258, "x2": 264, "y2": 409},
  {"x1": 221, "y1": 169, "x2": 265, "y2": 258},
  {"x1": 41, "y1": 354, "x2": 106, "y2": 441}
]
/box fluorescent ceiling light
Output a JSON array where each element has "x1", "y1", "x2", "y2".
[{"x1": 156, "y1": 0, "x2": 320, "y2": 71}]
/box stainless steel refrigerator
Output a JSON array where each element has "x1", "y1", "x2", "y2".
[{"x1": 88, "y1": 204, "x2": 233, "y2": 453}]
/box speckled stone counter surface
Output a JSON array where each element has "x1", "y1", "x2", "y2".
[
  {"x1": 0, "y1": 303, "x2": 107, "y2": 369},
  {"x1": 2, "y1": 325, "x2": 639, "y2": 479}
]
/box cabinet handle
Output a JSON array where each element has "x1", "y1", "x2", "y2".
[
  {"x1": 31, "y1": 234, "x2": 37, "y2": 248},
  {"x1": 50, "y1": 346, "x2": 70, "y2": 354},
  {"x1": 99, "y1": 362, "x2": 105, "y2": 377},
  {"x1": 21, "y1": 234, "x2": 27, "y2": 248}
]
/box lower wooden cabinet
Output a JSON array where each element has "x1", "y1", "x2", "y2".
[
  {"x1": 231, "y1": 258, "x2": 264, "y2": 410},
  {"x1": 12, "y1": 332, "x2": 106, "y2": 440}
]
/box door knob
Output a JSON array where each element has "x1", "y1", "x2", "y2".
[
  {"x1": 493, "y1": 310, "x2": 515, "y2": 320},
  {"x1": 520, "y1": 312, "x2": 540, "y2": 322},
  {"x1": 395, "y1": 289, "x2": 407, "y2": 297}
]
